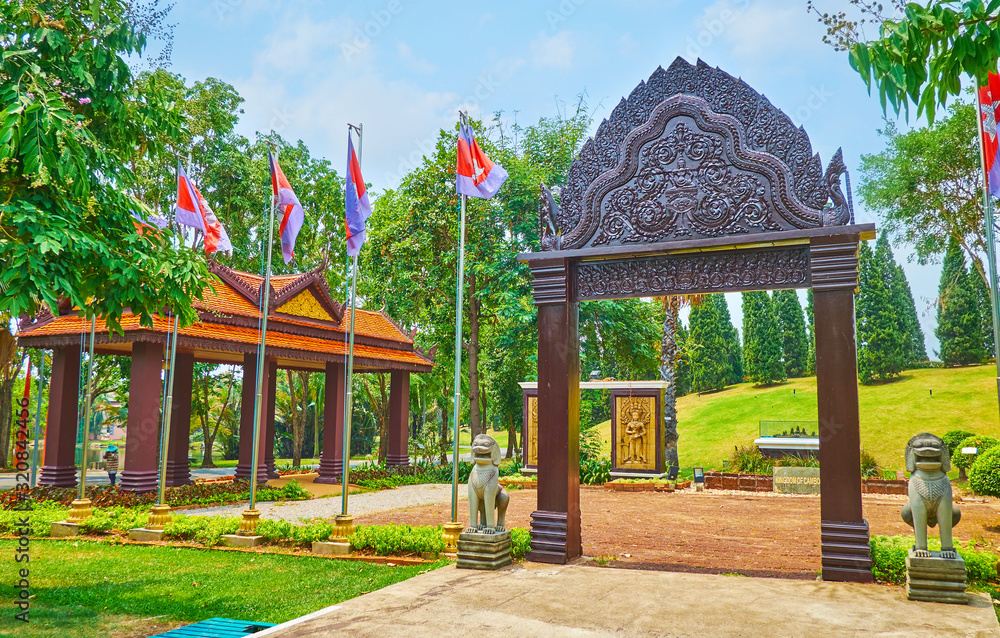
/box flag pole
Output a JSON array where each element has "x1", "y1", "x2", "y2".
[
  {"x1": 148, "y1": 163, "x2": 184, "y2": 531},
  {"x1": 335, "y1": 123, "x2": 363, "y2": 543},
  {"x1": 974, "y1": 88, "x2": 1000, "y2": 422},
  {"x1": 450, "y1": 112, "x2": 470, "y2": 525},
  {"x1": 239, "y1": 150, "x2": 278, "y2": 537},
  {"x1": 66, "y1": 313, "x2": 97, "y2": 525}
]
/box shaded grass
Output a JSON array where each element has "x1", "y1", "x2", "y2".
[
  {"x1": 0, "y1": 539, "x2": 444, "y2": 638},
  {"x1": 594, "y1": 366, "x2": 999, "y2": 471}
]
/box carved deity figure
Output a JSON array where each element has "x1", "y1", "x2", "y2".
[
  {"x1": 901, "y1": 433, "x2": 961, "y2": 557},
  {"x1": 623, "y1": 408, "x2": 647, "y2": 464}
]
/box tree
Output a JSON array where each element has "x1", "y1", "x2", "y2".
[
  {"x1": 809, "y1": 1, "x2": 1000, "y2": 122},
  {"x1": 936, "y1": 239, "x2": 987, "y2": 366},
  {"x1": 191, "y1": 364, "x2": 237, "y2": 468},
  {"x1": 674, "y1": 322, "x2": 692, "y2": 397},
  {"x1": 688, "y1": 294, "x2": 730, "y2": 393},
  {"x1": 715, "y1": 296, "x2": 743, "y2": 385},
  {"x1": 742, "y1": 292, "x2": 785, "y2": 386},
  {"x1": 857, "y1": 238, "x2": 907, "y2": 383},
  {"x1": 0, "y1": 2, "x2": 208, "y2": 329},
  {"x1": 806, "y1": 288, "x2": 816, "y2": 375},
  {"x1": 972, "y1": 269, "x2": 997, "y2": 359},
  {"x1": 774, "y1": 290, "x2": 810, "y2": 378},
  {"x1": 890, "y1": 262, "x2": 929, "y2": 365},
  {"x1": 857, "y1": 103, "x2": 993, "y2": 292}
]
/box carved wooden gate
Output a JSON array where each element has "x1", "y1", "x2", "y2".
[{"x1": 520, "y1": 58, "x2": 876, "y2": 583}]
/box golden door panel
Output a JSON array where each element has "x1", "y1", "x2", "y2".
[
  {"x1": 526, "y1": 396, "x2": 538, "y2": 466},
  {"x1": 615, "y1": 396, "x2": 656, "y2": 471}
]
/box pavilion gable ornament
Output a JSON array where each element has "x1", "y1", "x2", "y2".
[{"x1": 541, "y1": 58, "x2": 851, "y2": 251}]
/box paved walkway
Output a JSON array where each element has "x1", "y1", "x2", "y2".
[
  {"x1": 191, "y1": 483, "x2": 457, "y2": 522},
  {"x1": 256, "y1": 562, "x2": 1000, "y2": 638}
]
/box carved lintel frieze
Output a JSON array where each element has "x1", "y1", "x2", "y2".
[{"x1": 575, "y1": 245, "x2": 810, "y2": 300}]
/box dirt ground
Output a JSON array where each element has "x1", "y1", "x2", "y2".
[{"x1": 355, "y1": 487, "x2": 1000, "y2": 579}]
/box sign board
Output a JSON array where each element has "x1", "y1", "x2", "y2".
[
  {"x1": 772, "y1": 466, "x2": 821, "y2": 494},
  {"x1": 962, "y1": 447, "x2": 978, "y2": 455}
]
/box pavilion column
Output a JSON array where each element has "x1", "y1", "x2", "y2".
[
  {"x1": 120, "y1": 342, "x2": 164, "y2": 492},
  {"x1": 527, "y1": 258, "x2": 581, "y2": 564},
  {"x1": 165, "y1": 351, "x2": 194, "y2": 487},
  {"x1": 235, "y1": 352, "x2": 269, "y2": 482},
  {"x1": 316, "y1": 362, "x2": 345, "y2": 483},
  {"x1": 38, "y1": 346, "x2": 81, "y2": 488},
  {"x1": 387, "y1": 371, "x2": 410, "y2": 467},
  {"x1": 811, "y1": 235, "x2": 872, "y2": 583},
  {"x1": 265, "y1": 359, "x2": 278, "y2": 478}
]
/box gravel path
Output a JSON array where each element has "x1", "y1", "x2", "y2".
[{"x1": 189, "y1": 483, "x2": 460, "y2": 524}]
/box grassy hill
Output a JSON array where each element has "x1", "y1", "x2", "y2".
[{"x1": 593, "y1": 365, "x2": 1000, "y2": 471}]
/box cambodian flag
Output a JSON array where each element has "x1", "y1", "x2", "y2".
[
  {"x1": 345, "y1": 133, "x2": 371, "y2": 257},
  {"x1": 982, "y1": 73, "x2": 1000, "y2": 198},
  {"x1": 455, "y1": 121, "x2": 507, "y2": 199},
  {"x1": 173, "y1": 162, "x2": 232, "y2": 255},
  {"x1": 270, "y1": 150, "x2": 305, "y2": 264}
]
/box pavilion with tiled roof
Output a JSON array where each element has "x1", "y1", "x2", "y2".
[{"x1": 18, "y1": 263, "x2": 433, "y2": 492}]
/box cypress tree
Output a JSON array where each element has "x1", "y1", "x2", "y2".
[
  {"x1": 970, "y1": 269, "x2": 996, "y2": 359},
  {"x1": 715, "y1": 295, "x2": 744, "y2": 384},
  {"x1": 856, "y1": 237, "x2": 907, "y2": 383},
  {"x1": 890, "y1": 262, "x2": 928, "y2": 364},
  {"x1": 689, "y1": 293, "x2": 730, "y2": 392},
  {"x1": 742, "y1": 291, "x2": 785, "y2": 385},
  {"x1": 675, "y1": 322, "x2": 692, "y2": 397},
  {"x1": 774, "y1": 289, "x2": 809, "y2": 378},
  {"x1": 936, "y1": 240, "x2": 987, "y2": 366},
  {"x1": 806, "y1": 288, "x2": 816, "y2": 375}
]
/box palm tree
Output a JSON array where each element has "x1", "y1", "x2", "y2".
[{"x1": 659, "y1": 295, "x2": 703, "y2": 470}]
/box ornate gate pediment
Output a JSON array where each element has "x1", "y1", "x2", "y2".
[{"x1": 540, "y1": 58, "x2": 851, "y2": 252}]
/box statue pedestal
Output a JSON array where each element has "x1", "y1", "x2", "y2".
[
  {"x1": 457, "y1": 530, "x2": 512, "y2": 570},
  {"x1": 906, "y1": 549, "x2": 967, "y2": 604}
]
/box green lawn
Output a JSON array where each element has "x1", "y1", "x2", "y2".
[
  {"x1": 457, "y1": 428, "x2": 510, "y2": 450},
  {"x1": 594, "y1": 365, "x2": 1000, "y2": 471},
  {"x1": 0, "y1": 539, "x2": 443, "y2": 638}
]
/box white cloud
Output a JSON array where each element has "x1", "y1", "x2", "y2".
[
  {"x1": 479, "y1": 13, "x2": 494, "y2": 26},
  {"x1": 618, "y1": 32, "x2": 638, "y2": 57},
  {"x1": 530, "y1": 30, "x2": 574, "y2": 69},
  {"x1": 234, "y1": 14, "x2": 460, "y2": 190},
  {"x1": 397, "y1": 41, "x2": 436, "y2": 75},
  {"x1": 691, "y1": 0, "x2": 816, "y2": 63}
]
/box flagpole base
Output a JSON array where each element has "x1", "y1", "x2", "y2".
[
  {"x1": 67, "y1": 498, "x2": 93, "y2": 524},
  {"x1": 331, "y1": 514, "x2": 355, "y2": 542},
  {"x1": 146, "y1": 504, "x2": 173, "y2": 531},
  {"x1": 442, "y1": 520, "x2": 464, "y2": 554},
  {"x1": 237, "y1": 508, "x2": 261, "y2": 536}
]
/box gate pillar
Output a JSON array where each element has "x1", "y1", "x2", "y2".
[
  {"x1": 811, "y1": 235, "x2": 873, "y2": 583},
  {"x1": 528, "y1": 258, "x2": 582, "y2": 564}
]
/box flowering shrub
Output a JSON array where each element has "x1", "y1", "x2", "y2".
[{"x1": 0, "y1": 479, "x2": 310, "y2": 510}]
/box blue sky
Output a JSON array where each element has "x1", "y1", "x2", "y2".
[{"x1": 163, "y1": 0, "x2": 946, "y2": 355}]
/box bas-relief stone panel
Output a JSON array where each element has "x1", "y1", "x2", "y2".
[{"x1": 614, "y1": 396, "x2": 657, "y2": 472}]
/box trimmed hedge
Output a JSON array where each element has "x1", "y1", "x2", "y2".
[
  {"x1": 953, "y1": 435, "x2": 999, "y2": 471},
  {"x1": 870, "y1": 535, "x2": 999, "y2": 585},
  {"x1": 970, "y1": 446, "x2": 1000, "y2": 496}
]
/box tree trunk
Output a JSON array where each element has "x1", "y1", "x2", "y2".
[
  {"x1": 314, "y1": 382, "x2": 322, "y2": 460},
  {"x1": 505, "y1": 415, "x2": 515, "y2": 461},
  {"x1": 467, "y1": 272, "x2": 484, "y2": 439},
  {"x1": 0, "y1": 330, "x2": 23, "y2": 468},
  {"x1": 296, "y1": 371, "x2": 310, "y2": 466},
  {"x1": 438, "y1": 396, "x2": 449, "y2": 465},
  {"x1": 660, "y1": 296, "x2": 681, "y2": 469},
  {"x1": 198, "y1": 384, "x2": 215, "y2": 468}
]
